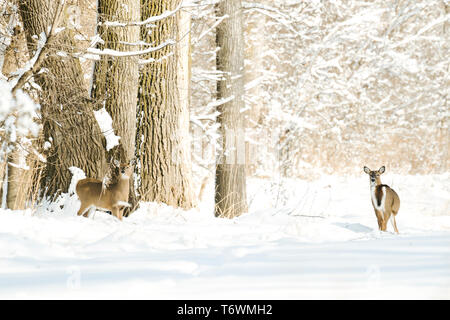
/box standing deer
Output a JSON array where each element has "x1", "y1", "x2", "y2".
[
  {"x1": 363, "y1": 166, "x2": 400, "y2": 233},
  {"x1": 76, "y1": 160, "x2": 133, "y2": 221}
]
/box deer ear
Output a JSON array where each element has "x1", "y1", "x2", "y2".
[
  {"x1": 378, "y1": 166, "x2": 385, "y2": 174},
  {"x1": 113, "y1": 159, "x2": 120, "y2": 167},
  {"x1": 363, "y1": 166, "x2": 370, "y2": 174}
]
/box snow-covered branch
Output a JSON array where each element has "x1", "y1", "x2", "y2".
[
  {"x1": 10, "y1": 0, "x2": 65, "y2": 94},
  {"x1": 390, "y1": 14, "x2": 449, "y2": 48},
  {"x1": 102, "y1": 2, "x2": 182, "y2": 27},
  {"x1": 194, "y1": 14, "x2": 229, "y2": 44},
  {"x1": 242, "y1": 2, "x2": 290, "y2": 19},
  {"x1": 10, "y1": 32, "x2": 47, "y2": 93},
  {"x1": 85, "y1": 39, "x2": 176, "y2": 58},
  {"x1": 242, "y1": 2, "x2": 301, "y2": 37}
]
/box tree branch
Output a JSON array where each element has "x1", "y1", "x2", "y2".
[
  {"x1": 10, "y1": 0, "x2": 65, "y2": 95},
  {"x1": 84, "y1": 39, "x2": 176, "y2": 58},
  {"x1": 101, "y1": 2, "x2": 182, "y2": 27}
]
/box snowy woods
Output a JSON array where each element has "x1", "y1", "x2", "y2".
[
  {"x1": 0, "y1": 0, "x2": 448, "y2": 213},
  {"x1": 0, "y1": 0, "x2": 449, "y2": 299}
]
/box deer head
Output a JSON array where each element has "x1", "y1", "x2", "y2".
[{"x1": 363, "y1": 166, "x2": 385, "y2": 185}]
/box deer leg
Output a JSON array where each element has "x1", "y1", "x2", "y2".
[
  {"x1": 83, "y1": 206, "x2": 96, "y2": 218},
  {"x1": 110, "y1": 207, "x2": 119, "y2": 220},
  {"x1": 380, "y1": 212, "x2": 388, "y2": 231},
  {"x1": 381, "y1": 211, "x2": 390, "y2": 232},
  {"x1": 377, "y1": 210, "x2": 388, "y2": 232},
  {"x1": 117, "y1": 208, "x2": 124, "y2": 221},
  {"x1": 78, "y1": 203, "x2": 90, "y2": 217},
  {"x1": 111, "y1": 206, "x2": 124, "y2": 221},
  {"x1": 391, "y1": 214, "x2": 399, "y2": 234},
  {"x1": 113, "y1": 202, "x2": 128, "y2": 221},
  {"x1": 380, "y1": 218, "x2": 386, "y2": 231},
  {"x1": 375, "y1": 210, "x2": 383, "y2": 230}
]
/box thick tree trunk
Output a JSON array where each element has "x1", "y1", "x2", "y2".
[
  {"x1": 136, "y1": 0, "x2": 196, "y2": 209},
  {"x1": 2, "y1": 7, "x2": 30, "y2": 210},
  {"x1": 18, "y1": 0, "x2": 107, "y2": 197},
  {"x1": 91, "y1": 0, "x2": 140, "y2": 212},
  {"x1": 215, "y1": 0, "x2": 247, "y2": 218},
  {"x1": 176, "y1": 6, "x2": 193, "y2": 196},
  {"x1": 6, "y1": 151, "x2": 23, "y2": 210}
]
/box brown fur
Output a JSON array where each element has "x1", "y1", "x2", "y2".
[
  {"x1": 364, "y1": 166, "x2": 401, "y2": 233},
  {"x1": 76, "y1": 163, "x2": 132, "y2": 221},
  {"x1": 375, "y1": 185, "x2": 384, "y2": 206}
]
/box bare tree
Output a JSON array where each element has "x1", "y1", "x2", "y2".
[
  {"x1": 91, "y1": 0, "x2": 140, "y2": 212},
  {"x1": 18, "y1": 0, "x2": 107, "y2": 197},
  {"x1": 135, "y1": 0, "x2": 196, "y2": 209},
  {"x1": 214, "y1": 0, "x2": 247, "y2": 218},
  {"x1": 1, "y1": 2, "x2": 30, "y2": 209}
]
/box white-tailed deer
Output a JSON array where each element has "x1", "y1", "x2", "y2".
[
  {"x1": 363, "y1": 166, "x2": 400, "y2": 233},
  {"x1": 76, "y1": 160, "x2": 133, "y2": 221}
]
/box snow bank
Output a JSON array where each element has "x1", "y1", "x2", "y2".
[{"x1": 0, "y1": 174, "x2": 448, "y2": 299}]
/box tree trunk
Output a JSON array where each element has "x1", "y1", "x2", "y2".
[
  {"x1": 18, "y1": 0, "x2": 107, "y2": 197},
  {"x1": 91, "y1": 0, "x2": 140, "y2": 212},
  {"x1": 215, "y1": 0, "x2": 247, "y2": 218},
  {"x1": 136, "y1": 0, "x2": 196, "y2": 209},
  {"x1": 176, "y1": 5, "x2": 193, "y2": 196},
  {"x1": 1, "y1": 2, "x2": 28, "y2": 77},
  {"x1": 2, "y1": 6, "x2": 30, "y2": 209},
  {"x1": 6, "y1": 151, "x2": 22, "y2": 210}
]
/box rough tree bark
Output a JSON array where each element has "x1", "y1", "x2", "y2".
[
  {"x1": 2, "y1": 5, "x2": 30, "y2": 210},
  {"x1": 136, "y1": 0, "x2": 196, "y2": 209},
  {"x1": 6, "y1": 151, "x2": 22, "y2": 210},
  {"x1": 91, "y1": 0, "x2": 140, "y2": 212},
  {"x1": 18, "y1": 0, "x2": 107, "y2": 197},
  {"x1": 215, "y1": 0, "x2": 247, "y2": 218}
]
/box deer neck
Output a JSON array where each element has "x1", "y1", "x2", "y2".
[
  {"x1": 120, "y1": 173, "x2": 130, "y2": 182},
  {"x1": 118, "y1": 175, "x2": 130, "y2": 186},
  {"x1": 370, "y1": 177, "x2": 385, "y2": 211},
  {"x1": 108, "y1": 175, "x2": 130, "y2": 192}
]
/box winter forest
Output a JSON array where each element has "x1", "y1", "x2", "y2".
[{"x1": 0, "y1": 0, "x2": 449, "y2": 299}]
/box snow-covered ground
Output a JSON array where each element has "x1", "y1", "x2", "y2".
[{"x1": 0, "y1": 173, "x2": 449, "y2": 299}]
